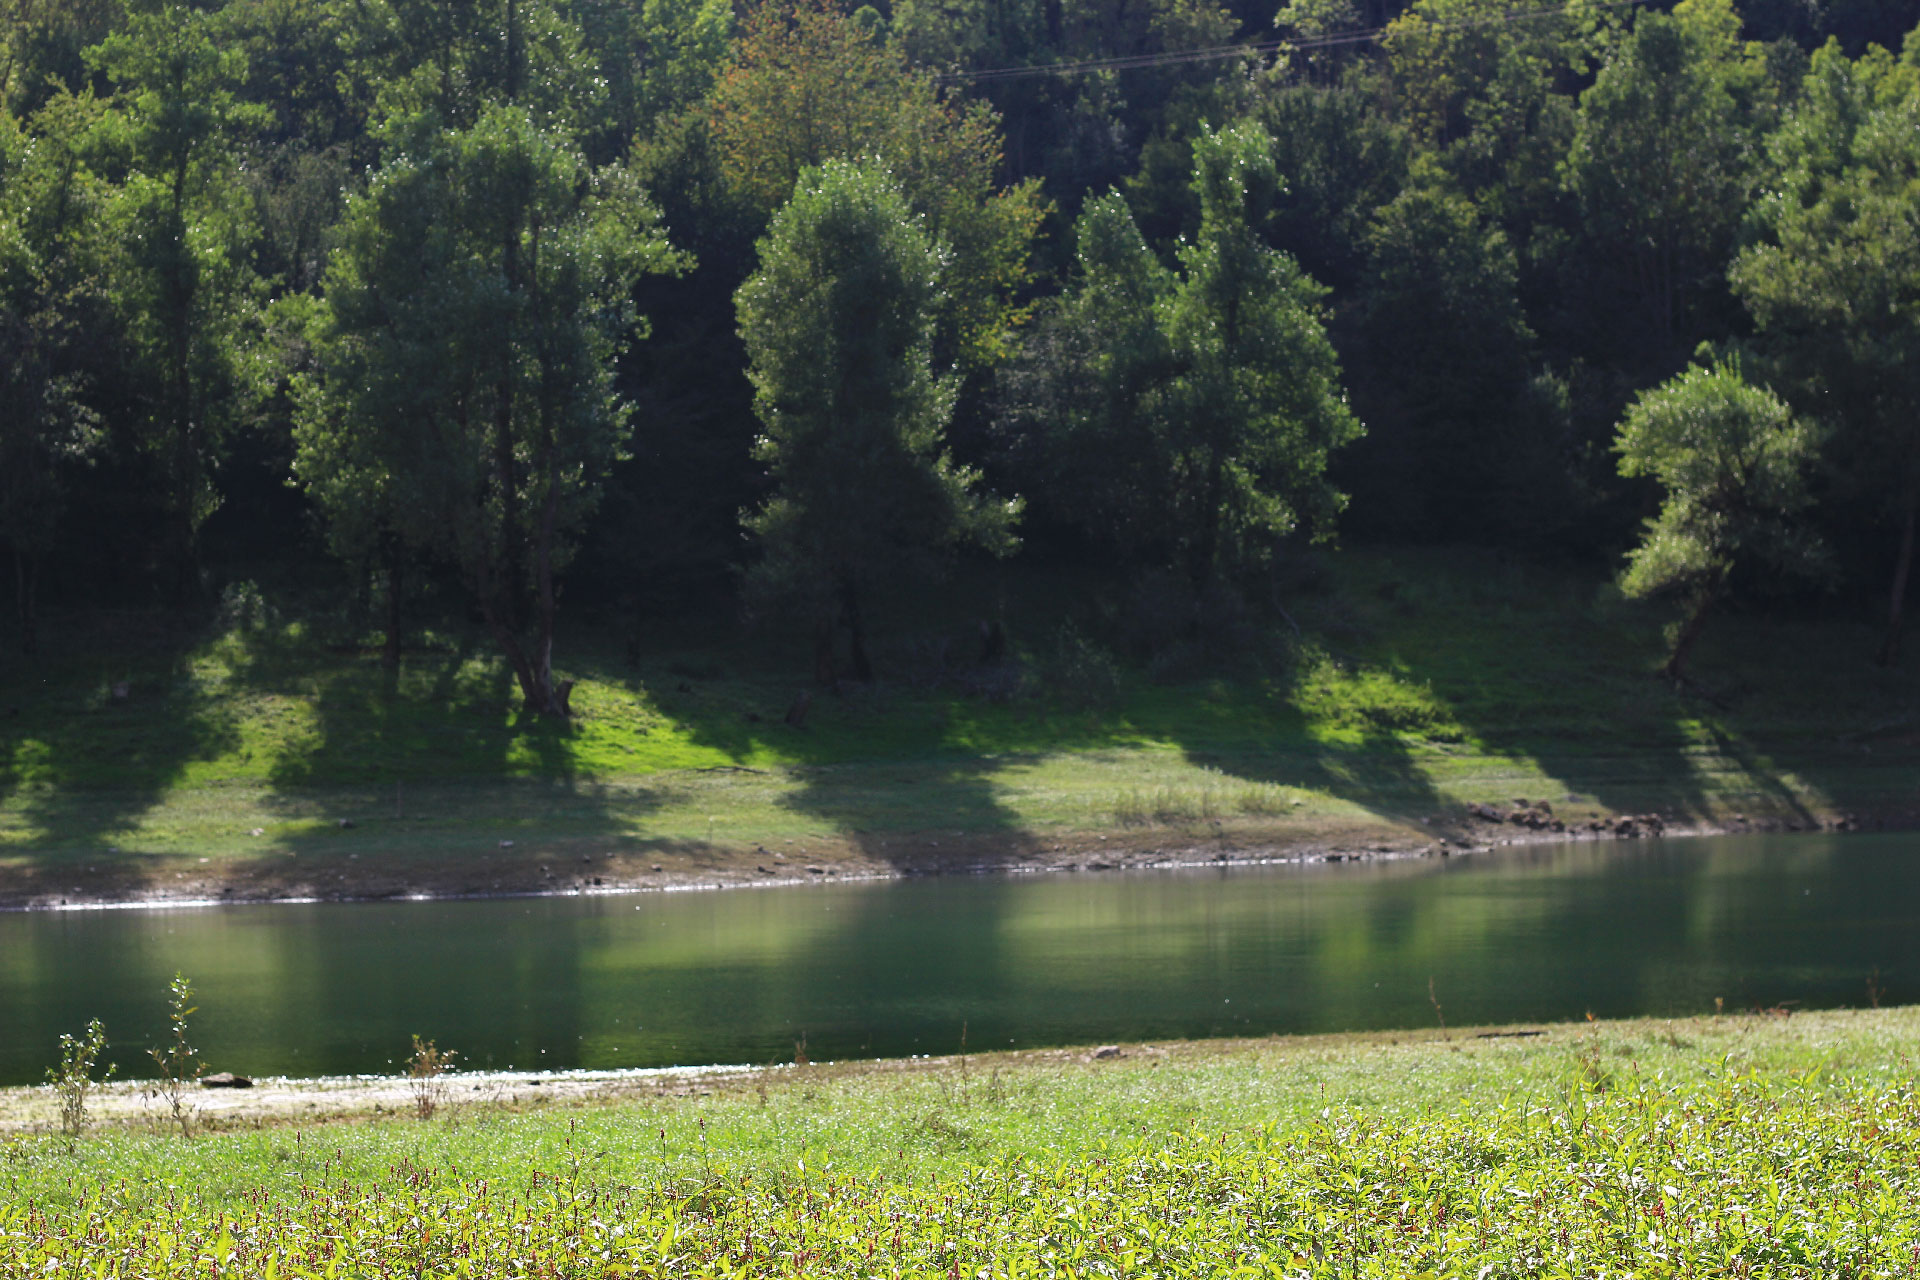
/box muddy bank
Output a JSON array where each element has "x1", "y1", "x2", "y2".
[{"x1": 0, "y1": 797, "x2": 1896, "y2": 912}]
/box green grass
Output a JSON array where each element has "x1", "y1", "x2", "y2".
[
  {"x1": 4, "y1": 1009, "x2": 1918, "y2": 1275},
  {"x1": 1, "y1": 547, "x2": 1914, "y2": 872}
]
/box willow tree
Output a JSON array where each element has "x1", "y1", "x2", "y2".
[{"x1": 295, "y1": 105, "x2": 680, "y2": 712}]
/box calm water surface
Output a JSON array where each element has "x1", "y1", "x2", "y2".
[{"x1": 2, "y1": 831, "x2": 1916, "y2": 1085}]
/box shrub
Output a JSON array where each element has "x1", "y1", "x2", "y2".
[{"x1": 46, "y1": 1020, "x2": 113, "y2": 1140}]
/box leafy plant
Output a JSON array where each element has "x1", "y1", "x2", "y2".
[
  {"x1": 148, "y1": 972, "x2": 205, "y2": 1139},
  {"x1": 46, "y1": 1019, "x2": 113, "y2": 1140}
]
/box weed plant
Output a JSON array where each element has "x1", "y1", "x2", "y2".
[
  {"x1": 146, "y1": 974, "x2": 202, "y2": 1140},
  {"x1": 406, "y1": 1036, "x2": 457, "y2": 1121},
  {"x1": 44, "y1": 1021, "x2": 111, "y2": 1140}
]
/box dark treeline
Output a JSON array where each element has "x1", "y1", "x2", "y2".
[{"x1": 2, "y1": 0, "x2": 1916, "y2": 710}]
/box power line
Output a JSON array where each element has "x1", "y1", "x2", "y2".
[{"x1": 931, "y1": 0, "x2": 1653, "y2": 85}]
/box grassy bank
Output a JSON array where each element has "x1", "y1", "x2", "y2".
[
  {"x1": 4, "y1": 1009, "x2": 1917, "y2": 1275},
  {"x1": 2, "y1": 548, "x2": 1915, "y2": 903}
]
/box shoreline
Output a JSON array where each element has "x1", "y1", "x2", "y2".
[
  {"x1": 4, "y1": 1005, "x2": 1911, "y2": 1135},
  {"x1": 0, "y1": 799, "x2": 1890, "y2": 913}
]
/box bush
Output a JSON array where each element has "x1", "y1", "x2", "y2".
[{"x1": 1044, "y1": 622, "x2": 1120, "y2": 710}]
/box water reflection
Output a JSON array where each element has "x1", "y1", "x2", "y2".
[{"x1": 1, "y1": 832, "x2": 1914, "y2": 1085}]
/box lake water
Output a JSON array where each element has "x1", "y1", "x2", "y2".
[{"x1": 2, "y1": 832, "x2": 1915, "y2": 1086}]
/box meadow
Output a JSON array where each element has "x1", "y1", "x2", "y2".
[
  {"x1": 2, "y1": 549, "x2": 1912, "y2": 902},
  {"x1": 4, "y1": 1008, "x2": 1917, "y2": 1276}
]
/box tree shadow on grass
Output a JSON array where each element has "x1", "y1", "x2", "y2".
[
  {"x1": 0, "y1": 633, "x2": 241, "y2": 865},
  {"x1": 1219, "y1": 547, "x2": 1915, "y2": 832},
  {"x1": 243, "y1": 635, "x2": 665, "y2": 867}
]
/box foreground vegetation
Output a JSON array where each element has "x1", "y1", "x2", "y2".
[
  {"x1": 2, "y1": 549, "x2": 1914, "y2": 898},
  {"x1": 4, "y1": 1009, "x2": 1917, "y2": 1275}
]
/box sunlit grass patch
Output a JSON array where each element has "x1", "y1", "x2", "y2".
[{"x1": 4, "y1": 1011, "x2": 1918, "y2": 1277}]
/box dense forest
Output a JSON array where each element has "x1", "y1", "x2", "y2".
[{"x1": 2, "y1": 0, "x2": 1917, "y2": 712}]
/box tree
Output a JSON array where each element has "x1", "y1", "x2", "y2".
[
  {"x1": 1347, "y1": 175, "x2": 1552, "y2": 540},
  {"x1": 0, "y1": 94, "x2": 106, "y2": 653},
  {"x1": 1158, "y1": 121, "x2": 1362, "y2": 586},
  {"x1": 737, "y1": 159, "x2": 1018, "y2": 684},
  {"x1": 88, "y1": 1, "x2": 266, "y2": 595},
  {"x1": 994, "y1": 189, "x2": 1173, "y2": 552},
  {"x1": 1730, "y1": 33, "x2": 1920, "y2": 664},
  {"x1": 1614, "y1": 359, "x2": 1825, "y2": 680},
  {"x1": 705, "y1": 0, "x2": 1043, "y2": 371},
  {"x1": 1564, "y1": 0, "x2": 1759, "y2": 363},
  {"x1": 295, "y1": 104, "x2": 681, "y2": 712},
  {"x1": 1000, "y1": 122, "x2": 1360, "y2": 585}
]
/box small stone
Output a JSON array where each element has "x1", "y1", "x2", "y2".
[
  {"x1": 500, "y1": 840, "x2": 515, "y2": 849},
  {"x1": 201, "y1": 1072, "x2": 253, "y2": 1089},
  {"x1": 249, "y1": 828, "x2": 264, "y2": 837},
  {"x1": 1091, "y1": 1045, "x2": 1123, "y2": 1060}
]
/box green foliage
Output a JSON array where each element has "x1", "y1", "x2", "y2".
[
  {"x1": 1348, "y1": 175, "x2": 1555, "y2": 539},
  {"x1": 1730, "y1": 30, "x2": 1920, "y2": 660},
  {"x1": 352, "y1": 0, "x2": 608, "y2": 133},
  {"x1": 295, "y1": 103, "x2": 682, "y2": 713},
  {"x1": 87, "y1": 1, "x2": 268, "y2": 572},
  {"x1": 738, "y1": 159, "x2": 1019, "y2": 679},
  {"x1": 0, "y1": 92, "x2": 107, "y2": 652},
  {"x1": 1254, "y1": 74, "x2": 1410, "y2": 290},
  {"x1": 706, "y1": 0, "x2": 1044, "y2": 371},
  {"x1": 147, "y1": 972, "x2": 203, "y2": 1140},
  {"x1": 8, "y1": 0, "x2": 1920, "y2": 712},
  {"x1": 1006, "y1": 125, "x2": 1359, "y2": 588},
  {"x1": 1614, "y1": 359, "x2": 1824, "y2": 676},
  {"x1": 1565, "y1": 0, "x2": 1760, "y2": 359},
  {"x1": 44, "y1": 1018, "x2": 111, "y2": 1140},
  {"x1": 6, "y1": 1016, "x2": 1920, "y2": 1276}
]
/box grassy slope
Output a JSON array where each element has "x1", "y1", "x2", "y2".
[
  {"x1": 1, "y1": 548, "x2": 1915, "y2": 879},
  {"x1": 4, "y1": 1009, "x2": 1917, "y2": 1275}
]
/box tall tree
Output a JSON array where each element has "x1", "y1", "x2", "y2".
[
  {"x1": 1001, "y1": 123, "x2": 1360, "y2": 584},
  {"x1": 295, "y1": 105, "x2": 681, "y2": 712},
  {"x1": 706, "y1": 0, "x2": 1043, "y2": 371},
  {"x1": 737, "y1": 159, "x2": 1019, "y2": 683},
  {"x1": 1730, "y1": 33, "x2": 1920, "y2": 663},
  {"x1": 1347, "y1": 175, "x2": 1552, "y2": 540},
  {"x1": 1614, "y1": 359, "x2": 1825, "y2": 680},
  {"x1": 0, "y1": 94, "x2": 107, "y2": 653},
  {"x1": 88, "y1": 1, "x2": 266, "y2": 595},
  {"x1": 994, "y1": 189, "x2": 1174, "y2": 552},
  {"x1": 1159, "y1": 121, "x2": 1361, "y2": 585},
  {"x1": 1564, "y1": 0, "x2": 1759, "y2": 364}
]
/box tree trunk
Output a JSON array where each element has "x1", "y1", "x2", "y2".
[
  {"x1": 1878, "y1": 483, "x2": 1916, "y2": 667},
  {"x1": 523, "y1": 414, "x2": 566, "y2": 718},
  {"x1": 1663, "y1": 595, "x2": 1712, "y2": 683},
  {"x1": 14, "y1": 547, "x2": 37, "y2": 657},
  {"x1": 381, "y1": 548, "x2": 402, "y2": 672},
  {"x1": 842, "y1": 584, "x2": 872, "y2": 683},
  {"x1": 812, "y1": 620, "x2": 837, "y2": 689}
]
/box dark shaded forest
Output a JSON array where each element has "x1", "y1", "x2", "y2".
[{"x1": 3, "y1": 0, "x2": 1917, "y2": 711}]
